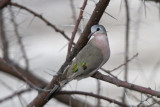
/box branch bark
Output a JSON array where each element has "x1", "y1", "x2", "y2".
[
  {"x1": 9, "y1": 7, "x2": 29, "y2": 71},
  {"x1": 145, "y1": 0, "x2": 160, "y2": 2},
  {"x1": 67, "y1": 0, "x2": 88, "y2": 58},
  {"x1": 58, "y1": 91, "x2": 128, "y2": 107},
  {"x1": 0, "y1": 89, "x2": 31, "y2": 103},
  {"x1": 92, "y1": 72, "x2": 160, "y2": 98},
  {"x1": 0, "y1": 0, "x2": 10, "y2": 9},
  {"x1": 0, "y1": 10, "x2": 9, "y2": 62},
  {"x1": 0, "y1": 58, "x2": 92, "y2": 107},
  {"x1": 123, "y1": 0, "x2": 130, "y2": 103}
]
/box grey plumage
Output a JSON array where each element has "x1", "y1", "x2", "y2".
[{"x1": 62, "y1": 25, "x2": 110, "y2": 82}]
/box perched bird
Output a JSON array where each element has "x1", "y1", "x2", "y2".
[{"x1": 46, "y1": 24, "x2": 110, "y2": 99}]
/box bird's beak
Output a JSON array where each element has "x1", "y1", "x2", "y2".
[{"x1": 88, "y1": 31, "x2": 95, "y2": 39}]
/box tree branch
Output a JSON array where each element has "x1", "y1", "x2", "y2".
[
  {"x1": 67, "y1": 0, "x2": 88, "y2": 58},
  {"x1": 123, "y1": 0, "x2": 130, "y2": 103},
  {"x1": 100, "y1": 53, "x2": 138, "y2": 78},
  {"x1": 92, "y1": 72, "x2": 160, "y2": 98},
  {"x1": 0, "y1": 58, "x2": 92, "y2": 107},
  {"x1": 8, "y1": 2, "x2": 71, "y2": 42},
  {"x1": 70, "y1": 0, "x2": 77, "y2": 24},
  {"x1": 111, "y1": 53, "x2": 138, "y2": 72},
  {"x1": 145, "y1": 0, "x2": 160, "y2": 3},
  {"x1": 0, "y1": 88, "x2": 32, "y2": 103},
  {"x1": 58, "y1": 90, "x2": 129, "y2": 107},
  {"x1": 9, "y1": 7, "x2": 29, "y2": 71}
]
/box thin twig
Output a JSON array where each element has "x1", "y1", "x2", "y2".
[
  {"x1": 100, "y1": 68, "x2": 117, "y2": 78},
  {"x1": 8, "y1": 2, "x2": 71, "y2": 42},
  {"x1": 0, "y1": 58, "x2": 92, "y2": 107},
  {"x1": 110, "y1": 53, "x2": 138, "y2": 72},
  {"x1": 100, "y1": 53, "x2": 138, "y2": 78},
  {"x1": 123, "y1": 0, "x2": 130, "y2": 103},
  {"x1": 96, "y1": 80, "x2": 101, "y2": 107},
  {"x1": 0, "y1": 88, "x2": 31, "y2": 103},
  {"x1": 0, "y1": 58, "x2": 49, "y2": 92},
  {"x1": 124, "y1": 0, "x2": 130, "y2": 85},
  {"x1": 146, "y1": 100, "x2": 160, "y2": 107},
  {"x1": 137, "y1": 95, "x2": 152, "y2": 107},
  {"x1": 141, "y1": 94, "x2": 160, "y2": 107},
  {"x1": 145, "y1": 0, "x2": 160, "y2": 2},
  {"x1": 127, "y1": 92, "x2": 141, "y2": 102},
  {"x1": 104, "y1": 11, "x2": 117, "y2": 20},
  {"x1": 0, "y1": 79, "x2": 29, "y2": 106},
  {"x1": 67, "y1": 0, "x2": 88, "y2": 58},
  {"x1": 0, "y1": 79, "x2": 14, "y2": 91},
  {"x1": 70, "y1": 0, "x2": 77, "y2": 24},
  {"x1": 69, "y1": 0, "x2": 82, "y2": 34},
  {"x1": 9, "y1": 7, "x2": 29, "y2": 71}
]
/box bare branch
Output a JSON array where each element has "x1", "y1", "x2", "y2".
[
  {"x1": 100, "y1": 53, "x2": 138, "y2": 79},
  {"x1": 58, "y1": 90, "x2": 129, "y2": 107},
  {"x1": 0, "y1": 10, "x2": 10, "y2": 62},
  {"x1": 123, "y1": 0, "x2": 130, "y2": 103},
  {"x1": 9, "y1": 7, "x2": 29, "y2": 71},
  {"x1": 8, "y1": 2, "x2": 71, "y2": 42},
  {"x1": 104, "y1": 11, "x2": 117, "y2": 20},
  {"x1": 92, "y1": 72, "x2": 160, "y2": 98},
  {"x1": 100, "y1": 68, "x2": 117, "y2": 78},
  {"x1": 70, "y1": 0, "x2": 77, "y2": 24},
  {"x1": 67, "y1": 0, "x2": 88, "y2": 58},
  {"x1": 110, "y1": 53, "x2": 138, "y2": 72},
  {"x1": 0, "y1": 88, "x2": 31, "y2": 103},
  {"x1": 146, "y1": 100, "x2": 160, "y2": 107},
  {"x1": 96, "y1": 80, "x2": 101, "y2": 107},
  {"x1": 0, "y1": 58, "x2": 49, "y2": 92},
  {"x1": 137, "y1": 95, "x2": 152, "y2": 107},
  {"x1": 124, "y1": 0, "x2": 130, "y2": 85},
  {"x1": 0, "y1": 58, "x2": 92, "y2": 107},
  {"x1": 145, "y1": 0, "x2": 160, "y2": 3}
]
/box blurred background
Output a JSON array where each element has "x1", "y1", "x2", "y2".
[{"x1": 0, "y1": 0, "x2": 160, "y2": 106}]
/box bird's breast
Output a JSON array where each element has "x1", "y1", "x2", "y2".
[{"x1": 90, "y1": 34, "x2": 110, "y2": 61}]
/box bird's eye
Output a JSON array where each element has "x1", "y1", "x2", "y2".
[{"x1": 96, "y1": 27, "x2": 100, "y2": 31}]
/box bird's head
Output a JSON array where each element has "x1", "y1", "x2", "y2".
[{"x1": 88, "y1": 25, "x2": 107, "y2": 39}]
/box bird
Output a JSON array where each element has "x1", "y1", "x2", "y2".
[{"x1": 46, "y1": 24, "x2": 110, "y2": 100}]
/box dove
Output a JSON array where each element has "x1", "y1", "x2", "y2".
[{"x1": 46, "y1": 24, "x2": 110, "y2": 100}]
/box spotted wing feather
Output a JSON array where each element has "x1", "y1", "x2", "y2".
[{"x1": 65, "y1": 42, "x2": 104, "y2": 81}]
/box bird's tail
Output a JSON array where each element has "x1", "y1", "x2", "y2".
[
  {"x1": 45, "y1": 66, "x2": 70, "y2": 100},
  {"x1": 45, "y1": 79, "x2": 68, "y2": 100}
]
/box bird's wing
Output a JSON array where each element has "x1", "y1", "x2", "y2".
[{"x1": 65, "y1": 42, "x2": 104, "y2": 81}]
